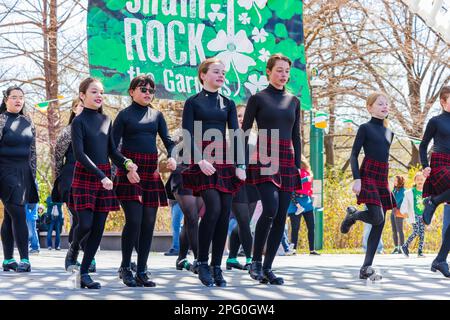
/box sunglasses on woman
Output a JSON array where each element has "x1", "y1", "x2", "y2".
[{"x1": 138, "y1": 87, "x2": 155, "y2": 94}]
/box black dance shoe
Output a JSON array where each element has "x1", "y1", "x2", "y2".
[
  {"x1": 431, "y1": 259, "x2": 450, "y2": 278},
  {"x1": 340, "y1": 206, "x2": 357, "y2": 234},
  {"x1": 359, "y1": 266, "x2": 382, "y2": 280},
  {"x1": 16, "y1": 261, "x2": 31, "y2": 273},
  {"x1": 135, "y1": 272, "x2": 156, "y2": 287},
  {"x1": 65, "y1": 244, "x2": 80, "y2": 272},
  {"x1": 249, "y1": 261, "x2": 263, "y2": 281},
  {"x1": 119, "y1": 267, "x2": 137, "y2": 287},
  {"x1": 401, "y1": 244, "x2": 409, "y2": 257},
  {"x1": 197, "y1": 261, "x2": 214, "y2": 287},
  {"x1": 260, "y1": 269, "x2": 284, "y2": 285},
  {"x1": 226, "y1": 260, "x2": 245, "y2": 270},
  {"x1": 2, "y1": 260, "x2": 18, "y2": 272},
  {"x1": 210, "y1": 265, "x2": 227, "y2": 287},
  {"x1": 176, "y1": 258, "x2": 191, "y2": 271},
  {"x1": 422, "y1": 197, "x2": 437, "y2": 225},
  {"x1": 80, "y1": 274, "x2": 101, "y2": 289}
]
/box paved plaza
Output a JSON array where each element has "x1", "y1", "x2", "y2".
[{"x1": 0, "y1": 249, "x2": 449, "y2": 300}]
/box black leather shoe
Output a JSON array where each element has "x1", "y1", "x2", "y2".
[
  {"x1": 226, "y1": 260, "x2": 245, "y2": 270},
  {"x1": 80, "y1": 274, "x2": 101, "y2": 289},
  {"x1": 197, "y1": 261, "x2": 214, "y2": 287},
  {"x1": 359, "y1": 266, "x2": 382, "y2": 280},
  {"x1": 135, "y1": 272, "x2": 156, "y2": 287},
  {"x1": 130, "y1": 261, "x2": 137, "y2": 272},
  {"x1": 423, "y1": 197, "x2": 437, "y2": 225},
  {"x1": 310, "y1": 251, "x2": 321, "y2": 256},
  {"x1": 249, "y1": 261, "x2": 263, "y2": 281},
  {"x1": 65, "y1": 244, "x2": 80, "y2": 272},
  {"x1": 210, "y1": 265, "x2": 227, "y2": 287},
  {"x1": 431, "y1": 260, "x2": 450, "y2": 278},
  {"x1": 261, "y1": 269, "x2": 284, "y2": 285},
  {"x1": 16, "y1": 261, "x2": 31, "y2": 273},
  {"x1": 340, "y1": 206, "x2": 357, "y2": 234},
  {"x1": 119, "y1": 267, "x2": 137, "y2": 287},
  {"x1": 2, "y1": 260, "x2": 18, "y2": 272}
]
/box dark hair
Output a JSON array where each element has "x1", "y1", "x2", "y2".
[
  {"x1": 266, "y1": 53, "x2": 292, "y2": 77},
  {"x1": 0, "y1": 86, "x2": 25, "y2": 115},
  {"x1": 78, "y1": 77, "x2": 103, "y2": 114},
  {"x1": 128, "y1": 75, "x2": 155, "y2": 94},
  {"x1": 395, "y1": 175, "x2": 405, "y2": 188},
  {"x1": 198, "y1": 58, "x2": 224, "y2": 85},
  {"x1": 440, "y1": 85, "x2": 450, "y2": 106}
]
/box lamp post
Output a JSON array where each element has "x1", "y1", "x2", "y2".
[{"x1": 309, "y1": 78, "x2": 326, "y2": 250}]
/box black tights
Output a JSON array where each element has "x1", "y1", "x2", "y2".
[
  {"x1": 71, "y1": 210, "x2": 108, "y2": 274},
  {"x1": 289, "y1": 210, "x2": 315, "y2": 251},
  {"x1": 228, "y1": 202, "x2": 257, "y2": 259},
  {"x1": 175, "y1": 194, "x2": 202, "y2": 261},
  {"x1": 1, "y1": 203, "x2": 28, "y2": 261},
  {"x1": 252, "y1": 183, "x2": 291, "y2": 270},
  {"x1": 198, "y1": 189, "x2": 232, "y2": 266},
  {"x1": 352, "y1": 204, "x2": 386, "y2": 267},
  {"x1": 432, "y1": 189, "x2": 450, "y2": 206},
  {"x1": 120, "y1": 201, "x2": 157, "y2": 273}
]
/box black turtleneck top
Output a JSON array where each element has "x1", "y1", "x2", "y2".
[
  {"x1": 419, "y1": 110, "x2": 450, "y2": 168},
  {"x1": 241, "y1": 84, "x2": 301, "y2": 168},
  {"x1": 71, "y1": 107, "x2": 127, "y2": 180},
  {"x1": 0, "y1": 111, "x2": 34, "y2": 163},
  {"x1": 350, "y1": 117, "x2": 394, "y2": 179},
  {"x1": 112, "y1": 101, "x2": 175, "y2": 156},
  {"x1": 182, "y1": 89, "x2": 244, "y2": 164}
]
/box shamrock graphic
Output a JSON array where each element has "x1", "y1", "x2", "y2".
[
  {"x1": 238, "y1": 12, "x2": 251, "y2": 25},
  {"x1": 237, "y1": 0, "x2": 268, "y2": 24},
  {"x1": 208, "y1": 4, "x2": 226, "y2": 22},
  {"x1": 244, "y1": 74, "x2": 269, "y2": 95},
  {"x1": 252, "y1": 27, "x2": 268, "y2": 43},
  {"x1": 258, "y1": 48, "x2": 270, "y2": 62},
  {"x1": 208, "y1": 29, "x2": 256, "y2": 96}
]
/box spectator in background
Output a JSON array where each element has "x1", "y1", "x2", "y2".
[
  {"x1": 401, "y1": 171, "x2": 426, "y2": 257},
  {"x1": 164, "y1": 200, "x2": 184, "y2": 256},
  {"x1": 46, "y1": 195, "x2": 64, "y2": 250},
  {"x1": 25, "y1": 203, "x2": 40, "y2": 254},
  {"x1": 391, "y1": 175, "x2": 406, "y2": 254}
]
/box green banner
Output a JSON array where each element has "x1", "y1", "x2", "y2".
[{"x1": 87, "y1": 0, "x2": 311, "y2": 109}]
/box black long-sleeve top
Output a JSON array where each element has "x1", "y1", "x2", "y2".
[
  {"x1": 419, "y1": 110, "x2": 450, "y2": 168},
  {"x1": 182, "y1": 89, "x2": 244, "y2": 164},
  {"x1": 0, "y1": 111, "x2": 37, "y2": 177},
  {"x1": 113, "y1": 101, "x2": 175, "y2": 156},
  {"x1": 71, "y1": 107, "x2": 127, "y2": 180},
  {"x1": 350, "y1": 117, "x2": 394, "y2": 179},
  {"x1": 241, "y1": 84, "x2": 301, "y2": 168}
]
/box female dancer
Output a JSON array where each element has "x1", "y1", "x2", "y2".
[
  {"x1": 113, "y1": 75, "x2": 176, "y2": 287},
  {"x1": 340, "y1": 92, "x2": 396, "y2": 280},
  {"x1": 52, "y1": 99, "x2": 96, "y2": 272},
  {"x1": 166, "y1": 129, "x2": 204, "y2": 274},
  {"x1": 226, "y1": 105, "x2": 259, "y2": 271},
  {"x1": 182, "y1": 58, "x2": 246, "y2": 287},
  {"x1": 419, "y1": 85, "x2": 450, "y2": 277},
  {"x1": 242, "y1": 54, "x2": 302, "y2": 285},
  {"x1": 65, "y1": 77, "x2": 138, "y2": 289},
  {"x1": 0, "y1": 86, "x2": 39, "y2": 272}
]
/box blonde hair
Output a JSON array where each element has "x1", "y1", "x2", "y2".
[
  {"x1": 300, "y1": 154, "x2": 312, "y2": 173},
  {"x1": 366, "y1": 91, "x2": 390, "y2": 127},
  {"x1": 413, "y1": 171, "x2": 424, "y2": 181},
  {"x1": 198, "y1": 58, "x2": 224, "y2": 85}
]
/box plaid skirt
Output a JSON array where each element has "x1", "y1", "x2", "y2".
[
  {"x1": 68, "y1": 162, "x2": 120, "y2": 213},
  {"x1": 114, "y1": 149, "x2": 167, "y2": 207},
  {"x1": 423, "y1": 152, "x2": 450, "y2": 198},
  {"x1": 246, "y1": 137, "x2": 302, "y2": 192},
  {"x1": 182, "y1": 141, "x2": 244, "y2": 196},
  {"x1": 356, "y1": 157, "x2": 396, "y2": 211}
]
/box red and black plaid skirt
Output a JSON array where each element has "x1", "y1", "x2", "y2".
[
  {"x1": 114, "y1": 149, "x2": 167, "y2": 207},
  {"x1": 182, "y1": 141, "x2": 244, "y2": 196},
  {"x1": 246, "y1": 137, "x2": 302, "y2": 192},
  {"x1": 68, "y1": 162, "x2": 120, "y2": 213},
  {"x1": 423, "y1": 152, "x2": 450, "y2": 198},
  {"x1": 356, "y1": 157, "x2": 396, "y2": 211}
]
